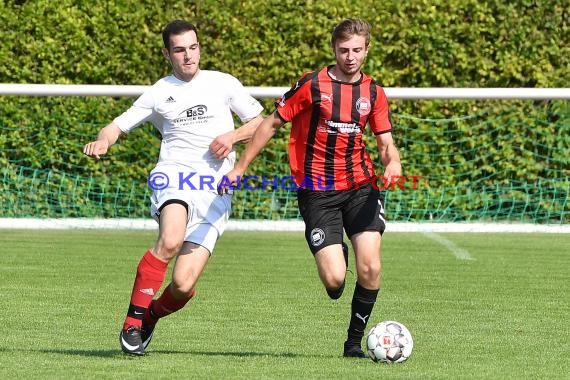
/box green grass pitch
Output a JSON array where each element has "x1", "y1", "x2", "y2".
[{"x1": 0, "y1": 229, "x2": 568, "y2": 379}]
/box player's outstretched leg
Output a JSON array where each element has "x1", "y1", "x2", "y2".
[
  {"x1": 343, "y1": 282, "x2": 379, "y2": 358},
  {"x1": 120, "y1": 250, "x2": 169, "y2": 355}
]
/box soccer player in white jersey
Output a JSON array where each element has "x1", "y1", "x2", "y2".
[{"x1": 83, "y1": 20, "x2": 263, "y2": 355}]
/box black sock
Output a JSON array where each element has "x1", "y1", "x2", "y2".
[{"x1": 346, "y1": 282, "x2": 379, "y2": 346}]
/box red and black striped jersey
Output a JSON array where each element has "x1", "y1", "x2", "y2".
[{"x1": 275, "y1": 66, "x2": 392, "y2": 191}]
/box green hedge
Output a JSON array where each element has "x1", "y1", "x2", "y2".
[
  {"x1": 3, "y1": 0, "x2": 568, "y2": 87},
  {"x1": 0, "y1": 0, "x2": 569, "y2": 221}
]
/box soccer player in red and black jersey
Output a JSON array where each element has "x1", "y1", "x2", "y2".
[{"x1": 221, "y1": 18, "x2": 402, "y2": 358}]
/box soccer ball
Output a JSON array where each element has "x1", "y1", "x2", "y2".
[{"x1": 366, "y1": 320, "x2": 413, "y2": 363}]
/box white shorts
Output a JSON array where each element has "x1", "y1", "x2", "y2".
[{"x1": 150, "y1": 188, "x2": 231, "y2": 254}]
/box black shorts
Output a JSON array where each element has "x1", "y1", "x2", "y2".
[{"x1": 297, "y1": 183, "x2": 386, "y2": 254}]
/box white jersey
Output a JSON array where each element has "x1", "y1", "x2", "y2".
[{"x1": 114, "y1": 70, "x2": 263, "y2": 181}]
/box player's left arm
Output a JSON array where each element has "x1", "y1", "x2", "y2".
[
  {"x1": 376, "y1": 132, "x2": 402, "y2": 183},
  {"x1": 370, "y1": 85, "x2": 402, "y2": 182},
  {"x1": 209, "y1": 114, "x2": 263, "y2": 159}
]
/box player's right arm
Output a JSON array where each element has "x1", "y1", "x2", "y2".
[
  {"x1": 82, "y1": 91, "x2": 154, "y2": 160},
  {"x1": 218, "y1": 111, "x2": 284, "y2": 194},
  {"x1": 83, "y1": 122, "x2": 123, "y2": 160}
]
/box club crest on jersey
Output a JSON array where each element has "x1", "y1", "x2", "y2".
[
  {"x1": 356, "y1": 97, "x2": 371, "y2": 116},
  {"x1": 310, "y1": 228, "x2": 325, "y2": 247}
]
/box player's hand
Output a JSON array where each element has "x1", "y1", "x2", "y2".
[
  {"x1": 217, "y1": 168, "x2": 242, "y2": 195},
  {"x1": 83, "y1": 140, "x2": 110, "y2": 160},
  {"x1": 210, "y1": 133, "x2": 234, "y2": 159},
  {"x1": 382, "y1": 161, "x2": 402, "y2": 184}
]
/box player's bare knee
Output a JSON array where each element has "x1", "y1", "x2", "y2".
[
  {"x1": 357, "y1": 263, "x2": 380, "y2": 284},
  {"x1": 170, "y1": 279, "x2": 195, "y2": 299},
  {"x1": 154, "y1": 237, "x2": 183, "y2": 260},
  {"x1": 323, "y1": 273, "x2": 345, "y2": 291}
]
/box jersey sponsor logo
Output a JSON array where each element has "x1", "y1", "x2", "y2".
[
  {"x1": 180, "y1": 105, "x2": 207, "y2": 118},
  {"x1": 322, "y1": 120, "x2": 360, "y2": 134},
  {"x1": 356, "y1": 97, "x2": 371, "y2": 116},
  {"x1": 172, "y1": 104, "x2": 213, "y2": 125},
  {"x1": 310, "y1": 228, "x2": 325, "y2": 247},
  {"x1": 165, "y1": 96, "x2": 176, "y2": 103}
]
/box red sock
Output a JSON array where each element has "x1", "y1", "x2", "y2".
[
  {"x1": 123, "y1": 250, "x2": 168, "y2": 330},
  {"x1": 143, "y1": 283, "x2": 195, "y2": 324}
]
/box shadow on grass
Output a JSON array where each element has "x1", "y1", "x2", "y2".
[
  {"x1": 35, "y1": 348, "x2": 308, "y2": 359},
  {"x1": 38, "y1": 349, "x2": 124, "y2": 358},
  {"x1": 163, "y1": 350, "x2": 303, "y2": 358}
]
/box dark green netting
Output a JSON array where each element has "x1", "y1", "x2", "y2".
[{"x1": 1, "y1": 100, "x2": 568, "y2": 223}]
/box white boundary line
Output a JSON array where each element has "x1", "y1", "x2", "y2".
[
  {"x1": 0, "y1": 218, "x2": 568, "y2": 233},
  {"x1": 422, "y1": 232, "x2": 475, "y2": 260}
]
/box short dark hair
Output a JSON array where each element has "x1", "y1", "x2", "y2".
[
  {"x1": 331, "y1": 18, "x2": 371, "y2": 48},
  {"x1": 162, "y1": 20, "x2": 199, "y2": 49}
]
